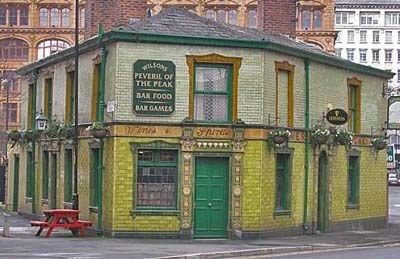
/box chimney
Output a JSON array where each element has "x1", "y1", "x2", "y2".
[
  {"x1": 84, "y1": 0, "x2": 148, "y2": 39},
  {"x1": 257, "y1": 0, "x2": 297, "y2": 37}
]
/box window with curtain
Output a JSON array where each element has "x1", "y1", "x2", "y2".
[
  {"x1": 194, "y1": 66, "x2": 230, "y2": 122},
  {"x1": 136, "y1": 149, "x2": 178, "y2": 209}
]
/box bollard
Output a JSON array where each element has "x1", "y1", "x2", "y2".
[{"x1": 2, "y1": 211, "x2": 10, "y2": 237}]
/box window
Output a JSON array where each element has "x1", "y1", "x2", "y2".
[
  {"x1": 348, "y1": 155, "x2": 360, "y2": 206},
  {"x1": 42, "y1": 151, "x2": 49, "y2": 200},
  {"x1": 372, "y1": 49, "x2": 380, "y2": 62},
  {"x1": 0, "y1": 4, "x2": 29, "y2": 26},
  {"x1": 1, "y1": 70, "x2": 19, "y2": 93},
  {"x1": 360, "y1": 12, "x2": 379, "y2": 25},
  {"x1": 359, "y1": 49, "x2": 367, "y2": 63},
  {"x1": 64, "y1": 149, "x2": 73, "y2": 202},
  {"x1": 0, "y1": 39, "x2": 29, "y2": 61},
  {"x1": 275, "y1": 61, "x2": 295, "y2": 127},
  {"x1": 302, "y1": 10, "x2": 311, "y2": 30},
  {"x1": 348, "y1": 77, "x2": 361, "y2": 133},
  {"x1": 373, "y1": 31, "x2": 380, "y2": 43},
  {"x1": 275, "y1": 153, "x2": 291, "y2": 212},
  {"x1": 91, "y1": 62, "x2": 100, "y2": 121},
  {"x1": 39, "y1": 7, "x2": 70, "y2": 27},
  {"x1": 205, "y1": 8, "x2": 237, "y2": 25},
  {"x1": 2, "y1": 103, "x2": 18, "y2": 123},
  {"x1": 26, "y1": 151, "x2": 33, "y2": 198},
  {"x1": 335, "y1": 48, "x2": 342, "y2": 57},
  {"x1": 360, "y1": 30, "x2": 367, "y2": 43},
  {"x1": 136, "y1": 149, "x2": 178, "y2": 209},
  {"x1": 65, "y1": 70, "x2": 75, "y2": 124},
  {"x1": 247, "y1": 9, "x2": 257, "y2": 28},
  {"x1": 336, "y1": 31, "x2": 342, "y2": 42},
  {"x1": 187, "y1": 54, "x2": 241, "y2": 122},
  {"x1": 44, "y1": 78, "x2": 53, "y2": 121},
  {"x1": 347, "y1": 30, "x2": 354, "y2": 42},
  {"x1": 314, "y1": 10, "x2": 322, "y2": 29},
  {"x1": 398, "y1": 70, "x2": 400, "y2": 82},
  {"x1": 386, "y1": 12, "x2": 400, "y2": 25},
  {"x1": 398, "y1": 31, "x2": 400, "y2": 43},
  {"x1": 80, "y1": 8, "x2": 85, "y2": 28},
  {"x1": 90, "y1": 148, "x2": 99, "y2": 207},
  {"x1": 385, "y1": 49, "x2": 393, "y2": 62},
  {"x1": 385, "y1": 31, "x2": 393, "y2": 43},
  {"x1": 335, "y1": 11, "x2": 355, "y2": 25},
  {"x1": 347, "y1": 49, "x2": 355, "y2": 61},
  {"x1": 37, "y1": 39, "x2": 70, "y2": 59},
  {"x1": 398, "y1": 50, "x2": 400, "y2": 62}
]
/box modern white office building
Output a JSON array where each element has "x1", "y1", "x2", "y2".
[{"x1": 335, "y1": 0, "x2": 400, "y2": 93}]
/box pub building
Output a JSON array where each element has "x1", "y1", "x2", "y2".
[{"x1": 8, "y1": 8, "x2": 392, "y2": 238}]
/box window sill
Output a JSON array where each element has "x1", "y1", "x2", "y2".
[
  {"x1": 346, "y1": 204, "x2": 360, "y2": 210},
  {"x1": 131, "y1": 210, "x2": 180, "y2": 218},
  {"x1": 89, "y1": 206, "x2": 98, "y2": 213},
  {"x1": 273, "y1": 209, "x2": 291, "y2": 217}
]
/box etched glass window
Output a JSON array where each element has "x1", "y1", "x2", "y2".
[
  {"x1": 194, "y1": 66, "x2": 230, "y2": 122},
  {"x1": 136, "y1": 150, "x2": 177, "y2": 209}
]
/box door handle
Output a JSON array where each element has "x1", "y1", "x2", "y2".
[{"x1": 208, "y1": 203, "x2": 212, "y2": 207}]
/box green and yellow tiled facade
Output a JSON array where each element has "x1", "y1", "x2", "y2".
[{"x1": 6, "y1": 8, "x2": 392, "y2": 239}]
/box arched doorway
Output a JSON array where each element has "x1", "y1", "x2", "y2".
[{"x1": 317, "y1": 151, "x2": 329, "y2": 232}]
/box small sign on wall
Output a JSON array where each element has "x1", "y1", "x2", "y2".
[
  {"x1": 133, "y1": 60, "x2": 176, "y2": 116},
  {"x1": 326, "y1": 108, "x2": 348, "y2": 125}
]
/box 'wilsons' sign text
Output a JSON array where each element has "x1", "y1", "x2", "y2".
[
  {"x1": 133, "y1": 60, "x2": 176, "y2": 115},
  {"x1": 326, "y1": 108, "x2": 348, "y2": 125}
]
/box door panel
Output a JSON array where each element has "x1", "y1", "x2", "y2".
[
  {"x1": 50, "y1": 154, "x2": 57, "y2": 209},
  {"x1": 194, "y1": 157, "x2": 229, "y2": 238},
  {"x1": 317, "y1": 152, "x2": 329, "y2": 232}
]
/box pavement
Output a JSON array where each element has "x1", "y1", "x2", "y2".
[{"x1": 1, "y1": 204, "x2": 400, "y2": 258}]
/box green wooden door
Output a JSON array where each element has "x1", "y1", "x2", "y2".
[
  {"x1": 50, "y1": 154, "x2": 57, "y2": 209},
  {"x1": 317, "y1": 152, "x2": 329, "y2": 232},
  {"x1": 194, "y1": 157, "x2": 229, "y2": 238},
  {"x1": 12, "y1": 155, "x2": 20, "y2": 212}
]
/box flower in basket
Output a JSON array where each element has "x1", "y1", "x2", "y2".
[
  {"x1": 86, "y1": 122, "x2": 109, "y2": 138},
  {"x1": 370, "y1": 137, "x2": 387, "y2": 150},
  {"x1": 45, "y1": 120, "x2": 61, "y2": 139},
  {"x1": 58, "y1": 123, "x2": 74, "y2": 139},
  {"x1": 8, "y1": 129, "x2": 21, "y2": 142},
  {"x1": 311, "y1": 122, "x2": 330, "y2": 144},
  {"x1": 269, "y1": 128, "x2": 290, "y2": 144},
  {"x1": 334, "y1": 127, "x2": 354, "y2": 145}
]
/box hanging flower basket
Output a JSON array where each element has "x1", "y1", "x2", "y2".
[
  {"x1": 269, "y1": 128, "x2": 290, "y2": 145},
  {"x1": 23, "y1": 129, "x2": 38, "y2": 142},
  {"x1": 334, "y1": 127, "x2": 354, "y2": 146},
  {"x1": 311, "y1": 122, "x2": 330, "y2": 145},
  {"x1": 87, "y1": 122, "x2": 109, "y2": 138},
  {"x1": 8, "y1": 129, "x2": 21, "y2": 142},
  {"x1": 371, "y1": 137, "x2": 387, "y2": 151}
]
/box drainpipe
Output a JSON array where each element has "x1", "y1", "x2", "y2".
[
  {"x1": 303, "y1": 59, "x2": 310, "y2": 232},
  {"x1": 97, "y1": 24, "x2": 106, "y2": 233},
  {"x1": 31, "y1": 70, "x2": 38, "y2": 214}
]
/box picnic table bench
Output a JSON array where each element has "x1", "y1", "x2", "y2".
[{"x1": 30, "y1": 209, "x2": 92, "y2": 238}]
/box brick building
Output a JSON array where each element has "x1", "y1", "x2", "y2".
[{"x1": 8, "y1": 8, "x2": 391, "y2": 238}]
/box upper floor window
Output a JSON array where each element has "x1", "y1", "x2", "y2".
[
  {"x1": 385, "y1": 49, "x2": 393, "y2": 62},
  {"x1": 360, "y1": 12, "x2": 379, "y2": 25},
  {"x1": 336, "y1": 31, "x2": 342, "y2": 42},
  {"x1": 205, "y1": 7, "x2": 237, "y2": 25},
  {"x1": 0, "y1": 38, "x2": 29, "y2": 61},
  {"x1": 335, "y1": 48, "x2": 342, "y2": 57},
  {"x1": 348, "y1": 78, "x2": 361, "y2": 133},
  {"x1": 372, "y1": 49, "x2": 380, "y2": 62},
  {"x1": 359, "y1": 49, "x2": 367, "y2": 63},
  {"x1": 37, "y1": 39, "x2": 70, "y2": 59},
  {"x1": 335, "y1": 11, "x2": 354, "y2": 25},
  {"x1": 373, "y1": 31, "x2": 380, "y2": 43},
  {"x1": 347, "y1": 30, "x2": 354, "y2": 42},
  {"x1": 0, "y1": 4, "x2": 29, "y2": 26},
  {"x1": 360, "y1": 30, "x2": 367, "y2": 43},
  {"x1": 299, "y1": 8, "x2": 323, "y2": 30},
  {"x1": 247, "y1": 8, "x2": 257, "y2": 28},
  {"x1": 0, "y1": 70, "x2": 19, "y2": 94},
  {"x1": 80, "y1": 8, "x2": 85, "y2": 28},
  {"x1": 187, "y1": 54, "x2": 241, "y2": 123},
  {"x1": 386, "y1": 31, "x2": 393, "y2": 43},
  {"x1": 347, "y1": 49, "x2": 355, "y2": 61},
  {"x1": 385, "y1": 12, "x2": 400, "y2": 25},
  {"x1": 39, "y1": 7, "x2": 70, "y2": 27}
]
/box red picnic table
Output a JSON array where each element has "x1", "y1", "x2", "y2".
[{"x1": 30, "y1": 209, "x2": 92, "y2": 238}]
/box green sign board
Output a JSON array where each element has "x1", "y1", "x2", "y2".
[{"x1": 133, "y1": 60, "x2": 175, "y2": 115}]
